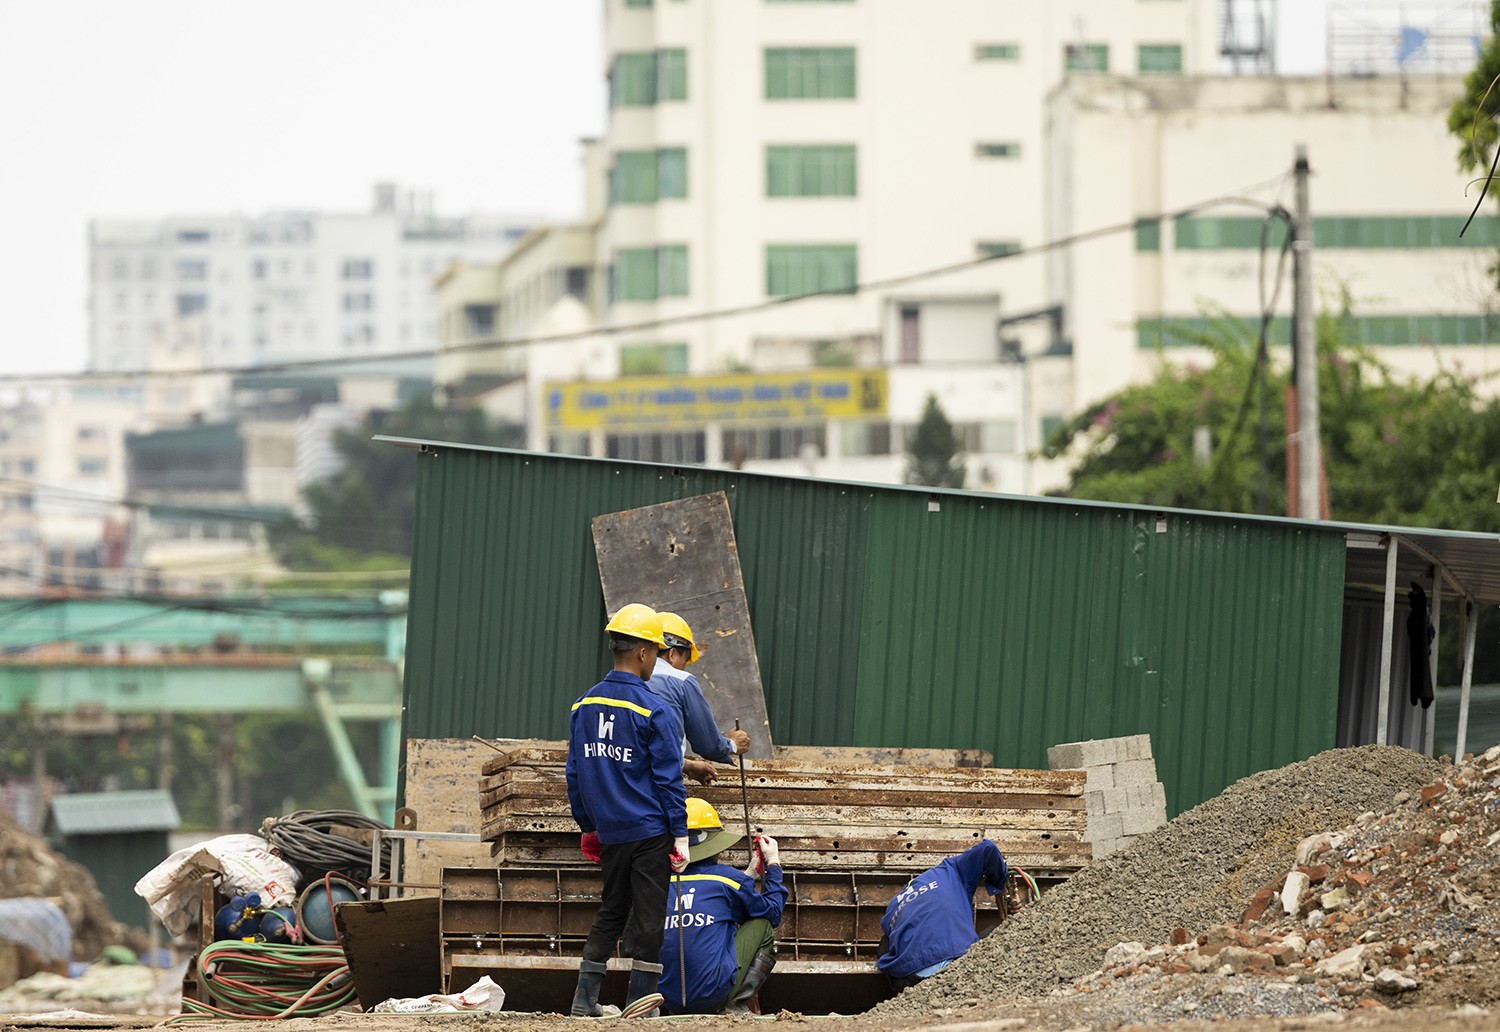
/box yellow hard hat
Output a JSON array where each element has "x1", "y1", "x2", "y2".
[
  {"x1": 658, "y1": 612, "x2": 701, "y2": 664},
  {"x1": 605, "y1": 603, "x2": 666, "y2": 648},
  {"x1": 684, "y1": 797, "x2": 742, "y2": 862}
]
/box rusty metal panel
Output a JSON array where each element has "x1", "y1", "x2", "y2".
[{"x1": 592, "y1": 492, "x2": 774, "y2": 756}]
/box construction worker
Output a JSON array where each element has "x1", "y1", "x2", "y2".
[
  {"x1": 876, "y1": 839, "x2": 1010, "y2": 990},
  {"x1": 658, "y1": 798, "x2": 785, "y2": 1015},
  {"x1": 649, "y1": 612, "x2": 751, "y2": 784},
  {"x1": 566, "y1": 603, "x2": 691, "y2": 1019}
]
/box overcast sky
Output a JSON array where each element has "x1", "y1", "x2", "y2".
[{"x1": 0, "y1": 1, "x2": 1330, "y2": 378}]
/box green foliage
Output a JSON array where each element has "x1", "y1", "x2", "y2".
[
  {"x1": 1044, "y1": 311, "x2": 1500, "y2": 533},
  {"x1": 904, "y1": 393, "x2": 966, "y2": 489},
  {"x1": 1448, "y1": 0, "x2": 1500, "y2": 284},
  {"x1": 272, "y1": 395, "x2": 523, "y2": 567}
]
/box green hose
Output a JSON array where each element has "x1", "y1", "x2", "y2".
[{"x1": 167, "y1": 942, "x2": 355, "y2": 1023}]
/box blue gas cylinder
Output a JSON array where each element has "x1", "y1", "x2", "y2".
[
  {"x1": 213, "y1": 892, "x2": 263, "y2": 941},
  {"x1": 296, "y1": 879, "x2": 359, "y2": 945},
  {"x1": 257, "y1": 906, "x2": 300, "y2": 944}
]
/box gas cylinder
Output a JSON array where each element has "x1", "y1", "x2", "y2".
[{"x1": 213, "y1": 892, "x2": 263, "y2": 941}]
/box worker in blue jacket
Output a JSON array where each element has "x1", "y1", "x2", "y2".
[
  {"x1": 566, "y1": 603, "x2": 690, "y2": 1019},
  {"x1": 649, "y1": 612, "x2": 751, "y2": 783},
  {"x1": 877, "y1": 839, "x2": 1010, "y2": 989},
  {"x1": 658, "y1": 798, "x2": 786, "y2": 1015}
]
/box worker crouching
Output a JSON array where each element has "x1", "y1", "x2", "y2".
[
  {"x1": 658, "y1": 798, "x2": 786, "y2": 1015},
  {"x1": 877, "y1": 839, "x2": 1010, "y2": 990}
]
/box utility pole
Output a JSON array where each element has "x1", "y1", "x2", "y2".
[{"x1": 1292, "y1": 145, "x2": 1322, "y2": 520}]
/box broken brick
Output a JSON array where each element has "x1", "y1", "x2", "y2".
[
  {"x1": 1244, "y1": 951, "x2": 1276, "y2": 973},
  {"x1": 1241, "y1": 886, "x2": 1276, "y2": 924},
  {"x1": 1299, "y1": 864, "x2": 1332, "y2": 882},
  {"x1": 1347, "y1": 870, "x2": 1373, "y2": 889},
  {"x1": 1170, "y1": 927, "x2": 1188, "y2": 946},
  {"x1": 1419, "y1": 782, "x2": 1448, "y2": 803}
]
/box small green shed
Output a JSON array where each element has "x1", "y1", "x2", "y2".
[{"x1": 51, "y1": 790, "x2": 181, "y2": 933}]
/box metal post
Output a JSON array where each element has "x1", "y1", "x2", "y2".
[
  {"x1": 1375, "y1": 536, "x2": 1399, "y2": 746},
  {"x1": 1425, "y1": 585, "x2": 1441, "y2": 757},
  {"x1": 1456, "y1": 599, "x2": 1477, "y2": 759},
  {"x1": 1292, "y1": 145, "x2": 1322, "y2": 521}
]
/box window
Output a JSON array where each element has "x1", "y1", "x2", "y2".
[
  {"x1": 176, "y1": 229, "x2": 210, "y2": 243},
  {"x1": 77, "y1": 426, "x2": 103, "y2": 442},
  {"x1": 1135, "y1": 218, "x2": 1162, "y2": 252},
  {"x1": 111, "y1": 257, "x2": 129, "y2": 279},
  {"x1": 610, "y1": 49, "x2": 688, "y2": 107},
  {"x1": 976, "y1": 142, "x2": 1021, "y2": 158},
  {"x1": 464, "y1": 303, "x2": 498, "y2": 337},
  {"x1": 977, "y1": 240, "x2": 1022, "y2": 258},
  {"x1": 615, "y1": 246, "x2": 690, "y2": 302},
  {"x1": 140, "y1": 258, "x2": 156, "y2": 279},
  {"x1": 77, "y1": 458, "x2": 107, "y2": 477},
  {"x1": 899, "y1": 304, "x2": 920, "y2": 362},
  {"x1": 1136, "y1": 313, "x2": 1500, "y2": 349},
  {"x1": 176, "y1": 259, "x2": 208, "y2": 280},
  {"x1": 606, "y1": 432, "x2": 707, "y2": 463},
  {"x1": 176, "y1": 293, "x2": 208, "y2": 317},
  {"x1": 841, "y1": 421, "x2": 892, "y2": 457},
  {"x1": 342, "y1": 292, "x2": 374, "y2": 312},
  {"x1": 1040, "y1": 414, "x2": 1067, "y2": 444},
  {"x1": 766, "y1": 244, "x2": 858, "y2": 297},
  {"x1": 624, "y1": 0, "x2": 652, "y2": 5},
  {"x1": 611, "y1": 148, "x2": 688, "y2": 204},
  {"x1": 251, "y1": 259, "x2": 267, "y2": 279},
  {"x1": 976, "y1": 43, "x2": 1020, "y2": 61},
  {"x1": 1138, "y1": 43, "x2": 1183, "y2": 73},
  {"x1": 766, "y1": 145, "x2": 857, "y2": 197},
  {"x1": 565, "y1": 266, "x2": 592, "y2": 299},
  {"x1": 619, "y1": 342, "x2": 690, "y2": 375},
  {"x1": 765, "y1": 47, "x2": 856, "y2": 99},
  {"x1": 342, "y1": 258, "x2": 374, "y2": 278},
  {"x1": 721, "y1": 425, "x2": 826, "y2": 461},
  {"x1": 1064, "y1": 43, "x2": 1109, "y2": 72}
]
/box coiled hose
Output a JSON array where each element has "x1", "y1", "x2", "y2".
[
  {"x1": 260, "y1": 809, "x2": 391, "y2": 882},
  {"x1": 167, "y1": 942, "x2": 355, "y2": 1022}
]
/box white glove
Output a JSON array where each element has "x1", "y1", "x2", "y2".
[
  {"x1": 670, "y1": 836, "x2": 690, "y2": 872},
  {"x1": 744, "y1": 834, "x2": 779, "y2": 877}
]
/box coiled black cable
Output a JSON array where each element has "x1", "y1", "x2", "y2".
[{"x1": 261, "y1": 809, "x2": 391, "y2": 883}]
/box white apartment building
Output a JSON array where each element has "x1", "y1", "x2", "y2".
[
  {"x1": 1047, "y1": 74, "x2": 1496, "y2": 420},
  {"x1": 90, "y1": 185, "x2": 539, "y2": 374},
  {"x1": 437, "y1": 0, "x2": 1219, "y2": 489}
]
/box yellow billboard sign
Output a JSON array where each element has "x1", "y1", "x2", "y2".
[{"x1": 545, "y1": 368, "x2": 888, "y2": 430}]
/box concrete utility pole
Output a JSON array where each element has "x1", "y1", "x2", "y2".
[{"x1": 1292, "y1": 145, "x2": 1323, "y2": 520}]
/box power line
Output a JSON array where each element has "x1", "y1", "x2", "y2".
[{"x1": 0, "y1": 178, "x2": 1291, "y2": 386}]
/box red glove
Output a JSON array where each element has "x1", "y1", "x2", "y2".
[{"x1": 580, "y1": 831, "x2": 602, "y2": 865}]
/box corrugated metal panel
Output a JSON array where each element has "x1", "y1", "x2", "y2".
[
  {"x1": 402, "y1": 445, "x2": 1347, "y2": 814},
  {"x1": 853, "y1": 498, "x2": 1346, "y2": 812},
  {"x1": 51, "y1": 790, "x2": 181, "y2": 835}
]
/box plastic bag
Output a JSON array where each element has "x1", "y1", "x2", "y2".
[
  {"x1": 133, "y1": 834, "x2": 300, "y2": 936},
  {"x1": 370, "y1": 975, "x2": 506, "y2": 1013}
]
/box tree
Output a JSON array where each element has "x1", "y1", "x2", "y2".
[
  {"x1": 273, "y1": 395, "x2": 523, "y2": 569},
  {"x1": 1042, "y1": 310, "x2": 1500, "y2": 533},
  {"x1": 1448, "y1": 0, "x2": 1500, "y2": 284},
  {"x1": 904, "y1": 393, "x2": 966, "y2": 489}
]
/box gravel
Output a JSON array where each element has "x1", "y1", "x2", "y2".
[{"x1": 877, "y1": 744, "x2": 1444, "y2": 1015}]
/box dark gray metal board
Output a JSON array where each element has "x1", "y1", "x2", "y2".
[{"x1": 592, "y1": 492, "x2": 774, "y2": 757}]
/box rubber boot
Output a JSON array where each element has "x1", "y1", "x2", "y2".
[
  {"x1": 621, "y1": 960, "x2": 664, "y2": 1018},
  {"x1": 725, "y1": 949, "x2": 776, "y2": 1014},
  {"x1": 570, "y1": 959, "x2": 608, "y2": 1017}
]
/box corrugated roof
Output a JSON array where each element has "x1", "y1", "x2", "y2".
[
  {"x1": 51, "y1": 790, "x2": 181, "y2": 835},
  {"x1": 376, "y1": 435, "x2": 1500, "y2": 603}
]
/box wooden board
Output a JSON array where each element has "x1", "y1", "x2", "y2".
[
  {"x1": 335, "y1": 895, "x2": 441, "y2": 1010},
  {"x1": 401, "y1": 738, "x2": 495, "y2": 893},
  {"x1": 591, "y1": 492, "x2": 774, "y2": 757}
]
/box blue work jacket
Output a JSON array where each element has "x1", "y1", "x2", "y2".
[
  {"x1": 565, "y1": 670, "x2": 687, "y2": 844},
  {"x1": 658, "y1": 859, "x2": 787, "y2": 1013},
  {"x1": 648, "y1": 657, "x2": 737, "y2": 764},
  {"x1": 877, "y1": 840, "x2": 1009, "y2": 979}
]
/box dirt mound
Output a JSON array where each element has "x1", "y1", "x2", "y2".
[
  {"x1": 877, "y1": 744, "x2": 1444, "y2": 1015},
  {"x1": 0, "y1": 808, "x2": 148, "y2": 961}
]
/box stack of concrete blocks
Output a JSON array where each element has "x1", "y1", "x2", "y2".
[{"x1": 1046, "y1": 734, "x2": 1168, "y2": 859}]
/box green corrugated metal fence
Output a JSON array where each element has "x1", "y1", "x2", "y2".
[{"x1": 402, "y1": 444, "x2": 1347, "y2": 813}]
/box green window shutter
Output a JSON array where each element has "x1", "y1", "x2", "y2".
[
  {"x1": 765, "y1": 47, "x2": 856, "y2": 99},
  {"x1": 1064, "y1": 43, "x2": 1108, "y2": 72},
  {"x1": 619, "y1": 343, "x2": 689, "y2": 375},
  {"x1": 976, "y1": 43, "x2": 1020, "y2": 61},
  {"x1": 976, "y1": 142, "x2": 1021, "y2": 158},
  {"x1": 617, "y1": 248, "x2": 660, "y2": 301},
  {"x1": 657, "y1": 148, "x2": 687, "y2": 199},
  {"x1": 766, "y1": 244, "x2": 858, "y2": 297},
  {"x1": 1135, "y1": 218, "x2": 1161, "y2": 252},
  {"x1": 623, "y1": 0, "x2": 652, "y2": 6},
  {"x1": 1137, "y1": 44, "x2": 1183, "y2": 73},
  {"x1": 766, "y1": 145, "x2": 856, "y2": 197},
  {"x1": 658, "y1": 245, "x2": 690, "y2": 296},
  {"x1": 614, "y1": 151, "x2": 659, "y2": 204},
  {"x1": 613, "y1": 52, "x2": 658, "y2": 107},
  {"x1": 657, "y1": 48, "x2": 688, "y2": 101},
  {"x1": 977, "y1": 241, "x2": 1021, "y2": 258}
]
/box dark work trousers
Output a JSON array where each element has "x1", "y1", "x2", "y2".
[{"x1": 583, "y1": 832, "x2": 674, "y2": 964}]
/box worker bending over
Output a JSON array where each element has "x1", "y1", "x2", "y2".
[
  {"x1": 566, "y1": 603, "x2": 691, "y2": 1019},
  {"x1": 877, "y1": 839, "x2": 1010, "y2": 990},
  {"x1": 658, "y1": 798, "x2": 785, "y2": 1015},
  {"x1": 648, "y1": 612, "x2": 751, "y2": 783}
]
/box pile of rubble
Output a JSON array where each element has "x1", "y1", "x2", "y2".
[
  {"x1": 0, "y1": 808, "x2": 147, "y2": 962},
  {"x1": 1067, "y1": 742, "x2": 1500, "y2": 1014}
]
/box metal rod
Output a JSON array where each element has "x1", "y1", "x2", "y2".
[
  {"x1": 1376, "y1": 535, "x2": 1398, "y2": 746},
  {"x1": 674, "y1": 874, "x2": 686, "y2": 1009},
  {"x1": 1457, "y1": 599, "x2": 1477, "y2": 759},
  {"x1": 735, "y1": 718, "x2": 757, "y2": 887},
  {"x1": 472, "y1": 735, "x2": 507, "y2": 752}
]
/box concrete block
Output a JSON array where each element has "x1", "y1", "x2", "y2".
[
  {"x1": 1047, "y1": 742, "x2": 1085, "y2": 770},
  {"x1": 1151, "y1": 781, "x2": 1168, "y2": 810},
  {"x1": 1048, "y1": 738, "x2": 1126, "y2": 770},
  {"x1": 1100, "y1": 787, "x2": 1129, "y2": 813},
  {"x1": 1121, "y1": 801, "x2": 1169, "y2": 836},
  {"x1": 1092, "y1": 836, "x2": 1125, "y2": 859},
  {"x1": 1086, "y1": 812, "x2": 1124, "y2": 843},
  {"x1": 1121, "y1": 734, "x2": 1154, "y2": 761},
  {"x1": 1114, "y1": 758, "x2": 1159, "y2": 789},
  {"x1": 1084, "y1": 765, "x2": 1115, "y2": 792},
  {"x1": 1124, "y1": 784, "x2": 1155, "y2": 809},
  {"x1": 1085, "y1": 791, "x2": 1107, "y2": 817}
]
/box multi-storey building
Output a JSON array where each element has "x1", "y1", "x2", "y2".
[{"x1": 89, "y1": 184, "x2": 539, "y2": 373}]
